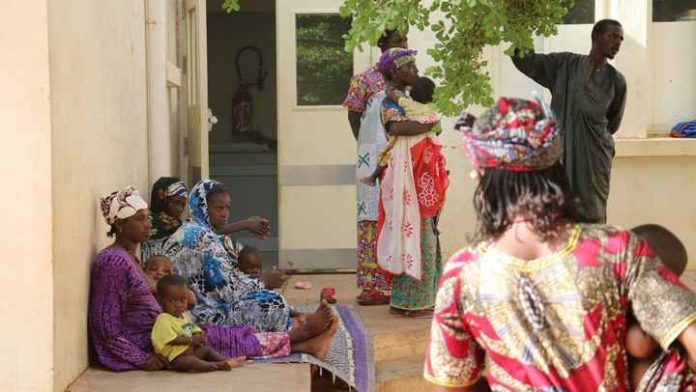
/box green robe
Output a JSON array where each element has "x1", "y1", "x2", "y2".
[{"x1": 512, "y1": 51, "x2": 627, "y2": 223}]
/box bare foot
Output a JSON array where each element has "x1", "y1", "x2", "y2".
[
  {"x1": 359, "y1": 176, "x2": 377, "y2": 186},
  {"x1": 289, "y1": 300, "x2": 333, "y2": 343},
  {"x1": 293, "y1": 314, "x2": 309, "y2": 327},
  {"x1": 215, "y1": 361, "x2": 233, "y2": 371},
  {"x1": 225, "y1": 357, "x2": 246, "y2": 369},
  {"x1": 297, "y1": 315, "x2": 338, "y2": 361}
]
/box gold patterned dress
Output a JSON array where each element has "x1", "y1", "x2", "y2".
[{"x1": 424, "y1": 224, "x2": 696, "y2": 391}]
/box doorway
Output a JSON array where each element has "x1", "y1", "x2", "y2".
[{"x1": 207, "y1": 0, "x2": 279, "y2": 270}]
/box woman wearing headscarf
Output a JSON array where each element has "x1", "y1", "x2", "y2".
[
  {"x1": 142, "y1": 177, "x2": 271, "y2": 263},
  {"x1": 141, "y1": 177, "x2": 189, "y2": 262},
  {"x1": 377, "y1": 48, "x2": 448, "y2": 317},
  {"x1": 424, "y1": 98, "x2": 696, "y2": 391},
  {"x1": 163, "y1": 179, "x2": 336, "y2": 343},
  {"x1": 89, "y1": 187, "x2": 296, "y2": 371},
  {"x1": 346, "y1": 30, "x2": 408, "y2": 306}
]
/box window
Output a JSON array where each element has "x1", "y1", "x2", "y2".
[
  {"x1": 296, "y1": 14, "x2": 353, "y2": 106},
  {"x1": 562, "y1": 0, "x2": 595, "y2": 24},
  {"x1": 653, "y1": 0, "x2": 696, "y2": 21}
]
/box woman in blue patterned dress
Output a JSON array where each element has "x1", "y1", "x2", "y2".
[{"x1": 164, "y1": 179, "x2": 334, "y2": 340}]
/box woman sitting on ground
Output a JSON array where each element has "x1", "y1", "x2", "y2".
[
  {"x1": 163, "y1": 179, "x2": 333, "y2": 336},
  {"x1": 424, "y1": 98, "x2": 696, "y2": 391},
  {"x1": 142, "y1": 177, "x2": 271, "y2": 261},
  {"x1": 89, "y1": 187, "x2": 337, "y2": 371},
  {"x1": 141, "y1": 177, "x2": 189, "y2": 261}
]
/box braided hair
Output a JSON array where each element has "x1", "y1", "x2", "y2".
[{"x1": 473, "y1": 162, "x2": 579, "y2": 241}]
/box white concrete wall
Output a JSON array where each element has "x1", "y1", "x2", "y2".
[
  {"x1": 608, "y1": 156, "x2": 696, "y2": 259},
  {"x1": 48, "y1": 0, "x2": 150, "y2": 390},
  {"x1": 651, "y1": 22, "x2": 696, "y2": 132},
  {"x1": 0, "y1": 1, "x2": 54, "y2": 391}
]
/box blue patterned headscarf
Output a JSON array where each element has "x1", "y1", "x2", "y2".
[{"x1": 188, "y1": 179, "x2": 221, "y2": 228}]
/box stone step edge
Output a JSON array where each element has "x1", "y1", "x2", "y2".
[{"x1": 376, "y1": 355, "x2": 426, "y2": 384}]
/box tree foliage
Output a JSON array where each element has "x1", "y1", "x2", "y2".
[
  {"x1": 339, "y1": 0, "x2": 574, "y2": 115},
  {"x1": 221, "y1": 0, "x2": 240, "y2": 13}
]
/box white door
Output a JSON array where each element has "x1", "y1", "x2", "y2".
[
  {"x1": 276, "y1": 0, "x2": 374, "y2": 270},
  {"x1": 184, "y1": 0, "x2": 209, "y2": 184}
]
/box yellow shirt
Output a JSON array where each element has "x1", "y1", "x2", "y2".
[{"x1": 151, "y1": 312, "x2": 202, "y2": 361}]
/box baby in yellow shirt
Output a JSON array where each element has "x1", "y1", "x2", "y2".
[{"x1": 151, "y1": 275, "x2": 245, "y2": 372}]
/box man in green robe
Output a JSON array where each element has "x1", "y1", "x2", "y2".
[{"x1": 512, "y1": 19, "x2": 627, "y2": 223}]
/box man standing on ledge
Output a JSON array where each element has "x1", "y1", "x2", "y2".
[{"x1": 512, "y1": 19, "x2": 627, "y2": 223}]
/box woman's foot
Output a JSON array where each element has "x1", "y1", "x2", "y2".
[
  {"x1": 292, "y1": 315, "x2": 339, "y2": 361},
  {"x1": 288, "y1": 300, "x2": 333, "y2": 343},
  {"x1": 224, "y1": 357, "x2": 246, "y2": 369},
  {"x1": 356, "y1": 289, "x2": 390, "y2": 306}
]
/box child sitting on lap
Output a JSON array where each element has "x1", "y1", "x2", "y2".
[
  {"x1": 144, "y1": 254, "x2": 173, "y2": 281},
  {"x1": 626, "y1": 224, "x2": 689, "y2": 389},
  {"x1": 144, "y1": 255, "x2": 196, "y2": 308},
  {"x1": 361, "y1": 76, "x2": 442, "y2": 186},
  {"x1": 238, "y1": 246, "x2": 262, "y2": 279},
  {"x1": 152, "y1": 275, "x2": 245, "y2": 372}
]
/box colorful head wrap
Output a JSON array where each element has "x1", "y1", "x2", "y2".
[
  {"x1": 455, "y1": 97, "x2": 561, "y2": 171},
  {"x1": 99, "y1": 186, "x2": 148, "y2": 226},
  {"x1": 165, "y1": 181, "x2": 188, "y2": 198},
  {"x1": 150, "y1": 177, "x2": 187, "y2": 213},
  {"x1": 189, "y1": 179, "x2": 222, "y2": 227},
  {"x1": 377, "y1": 48, "x2": 418, "y2": 74}
]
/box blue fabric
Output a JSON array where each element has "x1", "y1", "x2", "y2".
[
  {"x1": 671, "y1": 120, "x2": 696, "y2": 138},
  {"x1": 163, "y1": 179, "x2": 292, "y2": 332}
]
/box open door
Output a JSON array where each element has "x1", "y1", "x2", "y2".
[
  {"x1": 184, "y1": 0, "x2": 209, "y2": 184},
  {"x1": 276, "y1": 0, "x2": 373, "y2": 270}
]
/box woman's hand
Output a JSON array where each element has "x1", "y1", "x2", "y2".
[
  {"x1": 245, "y1": 216, "x2": 270, "y2": 238},
  {"x1": 138, "y1": 354, "x2": 169, "y2": 371},
  {"x1": 262, "y1": 269, "x2": 287, "y2": 290},
  {"x1": 387, "y1": 121, "x2": 433, "y2": 136}
]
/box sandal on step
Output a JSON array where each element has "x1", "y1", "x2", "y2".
[{"x1": 356, "y1": 289, "x2": 390, "y2": 306}]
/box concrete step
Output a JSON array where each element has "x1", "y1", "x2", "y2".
[
  {"x1": 376, "y1": 356, "x2": 430, "y2": 392},
  {"x1": 66, "y1": 364, "x2": 310, "y2": 392},
  {"x1": 372, "y1": 322, "x2": 430, "y2": 363}
]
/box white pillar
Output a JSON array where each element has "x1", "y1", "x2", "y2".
[
  {"x1": 608, "y1": 0, "x2": 651, "y2": 138},
  {"x1": 146, "y1": 0, "x2": 172, "y2": 182}
]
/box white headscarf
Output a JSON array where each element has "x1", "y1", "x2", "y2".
[{"x1": 99, "y1": 186, "x2": 148, "y2": 225}]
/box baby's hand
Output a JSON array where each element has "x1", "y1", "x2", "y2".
[{"x1": 191, "y1": 332, "x2": 208, "y2": 347}]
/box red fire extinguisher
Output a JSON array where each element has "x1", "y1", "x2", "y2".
[{"x1": 231, "y1": 46, "x2": 266, "y2": 136}]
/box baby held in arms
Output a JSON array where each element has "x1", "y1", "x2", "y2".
[
  {"x1": 144, "y1": 255, "x2": 196, "y2": 308},
  {"x1": 626, "y1": 224, "x2": 689, "y2": 389}
]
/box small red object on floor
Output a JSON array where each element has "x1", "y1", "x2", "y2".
[
  {"x1": 320, "y1": 287, "x2": 337, "y2": 304},
  {"x1": 294, "y1": 281, "x2": 313, "y2": 289}
]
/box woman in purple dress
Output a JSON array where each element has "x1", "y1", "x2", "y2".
[{"x1": 89, "y1": 187, "x2": 335, "y2": 371}]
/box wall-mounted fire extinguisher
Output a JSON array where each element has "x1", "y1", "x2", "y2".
[{"x1": 231, "y1": 46, "x2": 266, "y2": 135}]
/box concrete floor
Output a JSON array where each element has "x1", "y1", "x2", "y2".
[
  {"x1": 67, "y1": 271, "x2": 696, "y2": 391},
  {"x1": 67, "y1": 364, "x2": 310, "y2": 392}
]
